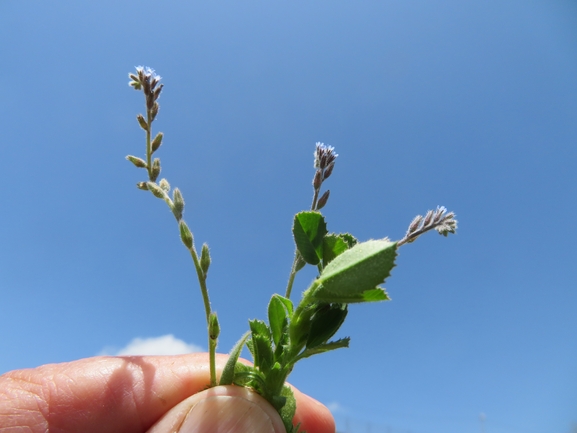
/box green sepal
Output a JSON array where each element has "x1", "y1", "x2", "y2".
[
  {"x1": 278, "y1": 385, "x2": 297, "y2": 433},
  {"x1": 219, "y1": 331, "x2": 250, "y2": 386},
  {"x1": 306, "y1": 303, "x2": 348, "y2": 349},
  {"x1": 312, "y1": 286, "x2": 390, "y2": 303},
  {"x1": 292, "y1": 211, "x2": 327, "y2": 265},
  {"x1": 315, "y1": 239, "x2": 397, "y2": 298}
]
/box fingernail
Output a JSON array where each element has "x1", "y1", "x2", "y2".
[{"x1": 179, "y1": 395, "x2": 277, "y2": 433}]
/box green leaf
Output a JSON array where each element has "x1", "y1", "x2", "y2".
[
  {"x1": 268, "y1": 296, "x2": 288, "y2": 346},
  {"x1": 306, "y1": 303, "x2": 348, "y2": 349},
  {"x1": 275, "y1": 294, "x2": 294, "y2": 317},
  {"x1": 292, "y1": 212, "x2": 327, "y2": 265},
  {"x1": 246, "y1": 338, "x2": 255, "y2": 358},
  {"x1": 315, "y1": 239, "x2": 397, "y2": 298},
  {"x1": 278, "y1": 385, "x2": 297, "y2": 433},
  {"x1": 219, "y1": 331, "x2": 250, "y2": 386},
  {"x1": 340, "y1": 233, "x2": 358, "y2": 249},
  {"x1": 322, "y1": 234, "x2": 349, "y2": 267},
  {"x1": 253, "y1": 334, "x2": 274, "y2": 374},
  {"x1": 313, "y1": 286, "x2": 390, "y2": 303},
  {"x1": 249, "y1": 320, "x2": 274, "y2": 374},
  {"x1": 249, "y1": 319, "x2": 272, "y2": 340},
  {"x1": 295, "y1": 337, "x2": 350, "y2": 362},
  {"x1": 264, "y1": 362, "x2": 285, "y2": 398}
]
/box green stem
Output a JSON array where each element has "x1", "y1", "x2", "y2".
[
  {"x1": 187, "y1": 246, "x2": 217, "y2": 386},
  {"x1": 209, "y1": 337, "x2": 217, "y2": 387},
  {"x1": 145, "y1": 106, "x2": 153, "y2": 181},
  {"x1": 285, "y1": 185, "x2": 322, "y2": 298},
  {"x1": 187, "y1": 247, "x2": 211, "y2": 322},
  {"x1": 285, "y1": 254, "x2": 299, "y2": 299},
  {"x1": 310, "y1": 187, "x2": 320, "y2": 211}
]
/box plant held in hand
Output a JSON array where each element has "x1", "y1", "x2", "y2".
[{"x1": 126, "y1": 67, "x2": 457, "y2": 433}]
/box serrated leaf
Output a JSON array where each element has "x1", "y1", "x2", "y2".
[
  {"x1": 268, "y1": 296, "x2": 289, "y2": 346},
  {"x1": 296, "y1": 338, "x2": 350, "y2": 362},
  {"x1": 252, "y1": 334, "x2": 274, "y2": 374},
  {"x1": 340, "y1": 233, "x2": 358, "y2": 248},
  {"x1": 249, "y1": 319, "x2": 272, "y2": 340},
  {"x1": 219, "y1": 331, "x2": 250, "y2": 386},
  {"x1": 312, "y1": 286, "x2": 390, "y2": 303},
  {"x1": 292, "y1": 212, "x2": 327, "y2": 265},
  {"x1": 322, "y1": 234, "x2": 349, "y2": 267},
  {"x1": 315, "y1": 239, "x2": 397, "y2": 298},
  {"x1": 278, "y1": 385, "x2": 297, "y2": 433},
  {"x1": 306, "y1": 303, "x2": 348, "y2": 349},
  {"x1": 250, "y1": 320, "x2": 274, "y2": 374}
]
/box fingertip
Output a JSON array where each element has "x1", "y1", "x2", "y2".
[{"x1": 291, "y1": 386, "x2": 336, "y2": 433}]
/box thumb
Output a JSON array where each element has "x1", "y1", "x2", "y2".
[{"x1": 147, "y1": 385, "x2": 287, "y2": 433}]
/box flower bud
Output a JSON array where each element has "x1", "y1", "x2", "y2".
[
  {"x1": 136, "y1": 182, "x2": 149, "y2": 190},
  {"x1": 316, "y1": 189, "x2": 330, "y2": 210},
  {"x1": 126, "y1": 155, "x2": 147, "y2": 168},
  {"x1": 172, "y1": 188, "x2": 184, "y2": 221},
  {"x1": 200, "y1": 243, "x2": 211, "y2": 276},
  {"x1": 179, "y1": 220, "x2": 193, "y2": 249},
  {"x1": 209, "y1": 312, "x2": 220, "y2": 341},
  {"x1": 136, "y1": 114, "x2": 148, "y2": 131},
  {"x1": 151, "y1": 158, "x2": 161, "y2": 182},
  {"x1": 159, "y1": 178, "x2": 170, "y2": 193},
  {"x1": 151, "y1": 103, "x2": 159, "y2": 122},
  {"x1": 151, "y1": 132, "x2": 163, "y2": 153},
  {"x1": 313, "y1": 170, "x2": 322, "y2": 190},
  {"x1": 323, "y1": 162, "x2": 335, "y2": 180},
  {"x1": 146, "y1": 181, "x2": 166, "y2": 199}
]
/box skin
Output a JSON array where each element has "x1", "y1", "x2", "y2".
[{"x1": 0, "y1": 353, "x2": 335, "y2": 433}]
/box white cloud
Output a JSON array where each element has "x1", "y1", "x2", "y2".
[
  {"x1": 101, "y1": 335, "x2": 204, "y2": 356},
  {"x1": 326, "y1": 401, "x2": 346, "y2": 413}
]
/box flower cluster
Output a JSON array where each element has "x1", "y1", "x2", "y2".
[
  {"x1": 129, "y1": 67, "x2": 163, "y2": 121},
  {"x1": 311, "y1": 143, "x2": 338, "y2": 210},
  {"x1": 398, "y1": 206, "x2": 458, "y2": 246}
]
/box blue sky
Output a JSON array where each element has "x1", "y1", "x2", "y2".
[{"x1": 1, "y1": 1, "x2": 576, "y2": 432}]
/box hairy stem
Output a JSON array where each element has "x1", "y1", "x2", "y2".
[
  {"x1": 187, "y1": 246, "x2": 216, "y2": 386},
  {"x1": 310, "y1": 187, "x2": 320, "y2": 212},
  {"x1": 145, "y1": 104, "x2": 153, "y2": 180},
  {"x1": 285, "y1": 253, "x2": 299, "y2": 299}
]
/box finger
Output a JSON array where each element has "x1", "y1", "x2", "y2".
[
  {"x1": 146, "y1": 385, "x2": 286, "y2": 433},
  {"x1": 0, "y1": 354, "x2": 335, "y2": 433}
]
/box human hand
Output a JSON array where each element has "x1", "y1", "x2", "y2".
[{"x1": 0, "y1": 353, "x2": 335, "y2": 433}]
